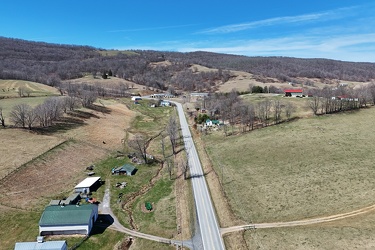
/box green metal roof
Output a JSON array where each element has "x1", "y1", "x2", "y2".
[
  {"x1": 39, "y1": 204, "x2": 96, "y2": 226},
  {"x1": 121, "y1": 163, "x2": 136, "y2": 171}
]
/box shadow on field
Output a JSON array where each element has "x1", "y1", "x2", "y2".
[
  {"x1": 35, "y1": 116, "x2": 87, "y2": 135},
  {"x1": 88, "y1": 104, "x2": 111, "y2": 114},
  {"x1": 90, "y1": 214, "x2": 114, "y2": 235}
]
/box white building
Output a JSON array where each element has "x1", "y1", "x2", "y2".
[
  {"x1": 15, "y1": 239, "x2": 67, "y2": 250},
  {"x1": 39, "y1": 204, "x2": 98, "y2": 236},
  {"x1": 74, "y1": 177, "x2": 101, "y2": 194}
]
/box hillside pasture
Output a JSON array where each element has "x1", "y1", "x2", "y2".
[
  {"x1": 204, "y1": 107, "x2": 375, "y2": 247},
  {"x1": 0, "y1": 79, "x2": 60, "y2": 98},
  {"x1": 0, "y1": 129, "x2": 65, "y2": 179}
]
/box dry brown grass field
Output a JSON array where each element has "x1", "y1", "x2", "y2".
[
  {"x1": 203, "y1": 107, "x2": 375, "y2": 249},
  {"x1": 0, "y1": 129, "x2": 65, "y2": 178}
]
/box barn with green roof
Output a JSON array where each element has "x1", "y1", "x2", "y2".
[{"x1": 39, "y1": 204, "x2": 98, "y2": 236}]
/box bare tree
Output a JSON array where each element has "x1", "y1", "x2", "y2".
[
  {"x1": 10, "y1": 103, "x2": 32, "y2": 128},
  {"x1": 81, "y1": 90, "x2": 98, "y2": 107},
  {"x1": 0, "y1": 107, "x2": 5, "y2": 127},
  {"x1": 309, "y1": 96, "x2": 320, "y2": 115},
  {"x1": 285, "y1": 102, "x2": 295, "y2": 121},
  {"x1": 128, "y1": 133, "x2": 150, "y2": 164},
  {"x1": 273, "y1": 99, "x2": 283, "y2": 124},
  {"x1": 179, "y1": 155, "x2": 189, "y2": 180},
  {"x1": 167, "y1": 114, "x2": 180, "y2": 154},
  {"x1": 18, "y1": 87, "x2": 25, "y2": 97}
]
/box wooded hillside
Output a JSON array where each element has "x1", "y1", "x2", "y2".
[{"x1": 1, "y1": 36, "x2": 375, "y2": 92}]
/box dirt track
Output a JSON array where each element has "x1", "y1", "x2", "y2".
[{"x1": 221, "y1": 203, "x2": 375, "y2": 235}]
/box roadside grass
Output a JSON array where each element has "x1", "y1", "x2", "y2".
[
  {"x1": 130, "y1": 238, "x2": 176, "y2": 249},
  {"x1": 206, "y1": 108, "x2": 375, "y2": 224},
  {"x1": 0, "y1": 79, "x2": 60, "y2": 98},
  {"x1": 132, "y1": 175, "x2": 176, "y2": 238}
]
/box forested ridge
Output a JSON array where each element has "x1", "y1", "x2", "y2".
[{"x1": 1, "y1": 36, "x2": 375, "y2": 91}]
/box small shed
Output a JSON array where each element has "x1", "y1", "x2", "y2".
[
  {"x1": 112, "y1": 164, "x2": 138, "y2": 176},
  {"x1": 74, "y1": 177, "x2": 101, "y2": 194},
  {"x1": 15, "y1": 239, "x2": 67, "y2": 250},
  {"x1": 39, "y1": 204, "x2": 98, "y2": 236}
]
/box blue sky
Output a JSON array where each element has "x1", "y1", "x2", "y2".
[{"x1": 1, "y1": 0, "x2": 375, "y2": 62}]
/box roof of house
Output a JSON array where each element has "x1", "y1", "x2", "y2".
[
  {"x1": 39, "y1": 204, "x2": 96, "y2": 226},
  {"x1": 284, "y1": 89, "x2": 303, "y2": 93},
  {"x1": 15, "y1": 241, "x2": 67, "y2": 250},
  {"x1": 74, "y1": 177, "x2": 100, "y2": 189}
]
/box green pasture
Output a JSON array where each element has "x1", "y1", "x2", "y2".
[
  {"x1": 0, "y1": 80, "x2": 60, "y2": 98},
  {"x1": 206, "y1": 107, "x2": 375, "y2": 222}
]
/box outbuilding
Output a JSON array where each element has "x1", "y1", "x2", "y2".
[
  {"x1": 39, "y1": 204, "x2": 98, "y2": 236},
  {"x1": 284, "y1": 89, "x2": 303, "y2": 97},
  {"x1": 15, "y1": 238, "x2": 67, "y2": 250},
  {"x1": 74, "y1": 177, "x2": 101, "y2": 194},
  {"x1": 112, "y1": 164, "x2": 138, "y2": 176}
]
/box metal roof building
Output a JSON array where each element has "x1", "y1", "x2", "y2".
[
  {"x1": 74, "y1": 177, "x2": 101, "y2": 194},
  {"x1": 39, "y1": 204, "x2": 98, "y2": 236},
  {"x1": 14, "y1": 240, "x2": 67, "y2": 250}
]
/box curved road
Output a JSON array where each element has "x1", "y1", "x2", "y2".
[{"x1": 174, "y1": 101, "x2": 225, "y2": 250}]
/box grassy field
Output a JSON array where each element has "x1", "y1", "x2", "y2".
[
  {"x1": 204, "y1": 107, "x2": 375, "y2": 248},
  {"x1": 0, "y1": 79, "x2": 60, "y2": 98}
]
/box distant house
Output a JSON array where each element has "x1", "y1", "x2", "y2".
[
  {"x1": 111, "y1": 164, "x2": 138, "y2": 176},
  {"x1": 74, "y1": 177, "x2": 101, "y2": 194},
  {"x1": 15, "y1": 238, "x2": 67, "y2": 250},
  {"x1": 284, "y1": 89, "x2": 303, "y2": 97},
  {"x1": 205, "y1": 119, "x2": 220, "y2": 127},
  {"x1": 150, "y1": 93, "x2": 175, "y2": 99},
  {"x1": 160, "y1": 100, "x2": 171, "y2": 107},
  {"x1": 39, "y1": 204, "x2": 98, "y2": 236},
  {"x1": 190, "y1": 92, "x2": 209, "y2": 98},
  {"x1": 131, "y1": 96, "x2": 142, "y2": 101}
]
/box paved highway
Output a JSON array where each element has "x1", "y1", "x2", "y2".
[{"x1": 174, "y1": 101, "x2": 225, "y2": 250}]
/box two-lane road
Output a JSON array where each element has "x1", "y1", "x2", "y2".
[{"x1": 174, "y1": 101, "x2": 225, "y2": 250}]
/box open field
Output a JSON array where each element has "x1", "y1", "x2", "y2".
[
  {"x1": 0, "y1": 79, "x2": 60, "y2": 98},
  {"x1": 0, "y1": 129, "x2": 65, "y2": 179},
  {"x1": 203, "y1": 107, "x2": 375, "y2": 248}
]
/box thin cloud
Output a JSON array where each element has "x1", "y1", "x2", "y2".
[
  {"x1": 198, "y1": 6, "x2": 357, "y2": 34},
  {"x1": 108, "y1": 24, "x2": 197, "y2": 33}
]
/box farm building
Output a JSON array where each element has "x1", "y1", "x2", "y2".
[
  {"x1": 49, "y1": 193, "x2": 81, "y2": 206},
  {"x1": 112, "y1": 164, "x2": 138, "y2": 176},
  {"x1": 160, "y1": 100, "x2": 171, "y2": 107},
  {"x1": 284, "y1": 89, "x2": 303, "y2": 97},
  {"x1": 14, "y1": 238, "x2": 67, "y2": 250},
  {"x1": 150, "y1": 93, "x2": 175, "y2": 99},
  {"x1": 74, "y1": 177, "x2": 101, "y2": 194},
  {"x1": 205, "y1": 119, "x2": 220, "y2": 127},
  {"x1": 131, "y1": 96, "x2": 142, "y2": 101},
  {"x1": 39, "y1": 204, "x2": 98, "y2": 236}
]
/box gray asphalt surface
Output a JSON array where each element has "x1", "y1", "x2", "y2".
[{"x1": 174, "y1": 101, "x2": 225, "y2": 250}]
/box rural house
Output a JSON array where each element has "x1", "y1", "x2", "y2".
[
  {"x1": 15, "y1": 238, "x2": 67, "y2": 250},
  {"x1": 284, "y1": 89, "x2": 303, "y2": 97},
  {"x1": 160, "y1": 100, "x2": 171, "y2": 107},
  {"x1": 39, "y1": 204, "x2": 98, "y2": 236},
  {"x1": 205, "y1": 119, "x2": 220, "y2": 127},
  {"x1": 112, "y1": 164, "x2": 138, "y2": 176},
  {"x1": 74, "y1": 177, "x2": 101, "y2": 194}
]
